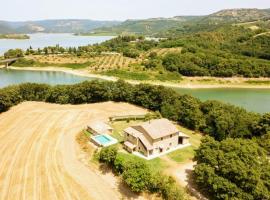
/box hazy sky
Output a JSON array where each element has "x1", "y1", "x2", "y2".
[{"x1": 1, "y1": 0, "x2": 270, "y2": 21}]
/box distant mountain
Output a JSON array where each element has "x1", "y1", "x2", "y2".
[
  {"x1": 158, "y1": 8, "x2": 270, "y2": 37},
  {"x1": 0, "y1": 19, "x2": 121, "y2": 34},
  {"x1": 90, "y1": 16, "x2": 200, "y2": 35},
  {"x1": 202, "y1": 8, "x2": 270, "y2": 23},
  {"x1": 91, "y1": 8, "x2": 270, "y2": 36},
  {"x1": 0, "y1": 22, "x2": 16, "y2": 34}
]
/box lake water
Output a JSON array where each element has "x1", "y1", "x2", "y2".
[
  {"x1": 0, "y1": 68, "x2": 95, "y2": 87},
  {"x1": 173, "y1": 88, "x2": 270, "y2": 114},
  {"x1": 0, "y1": 69, "x2": 269, "y2": 113},
  {"x1": 0, "y1": 33, "x2": 114, "y2": 55}
]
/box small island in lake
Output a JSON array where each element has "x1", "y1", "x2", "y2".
[{"x1": 0, "y1": 34, "x2": 30, "y2": 40}]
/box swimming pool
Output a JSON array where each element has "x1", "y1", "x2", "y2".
[{"x1": 91, "y1": 134, "x2": 118, "y2": 147}]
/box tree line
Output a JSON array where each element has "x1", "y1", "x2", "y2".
[{"x1": 0, "y1": 80, "x2": 268, "y2": 141}]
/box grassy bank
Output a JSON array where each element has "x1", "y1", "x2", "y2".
[
  {"x1": 100, "y1": 69, "x2": 183, "y2": 81},
  {"x1": 76, "y1": 32, "x2": 117, "y2": 36},
  {"x1": 0, "y1": 34, "x2": 29, "y2": 40},
  {"x1": 12, "y1": 58, "x2": 94, "y2": 69}
]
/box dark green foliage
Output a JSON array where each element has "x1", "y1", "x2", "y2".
[
  {"x1": 99, "y1": 151, "x2": 187, "y2": 199},
  {"x1": 257, "y1": 133, "x2": 270, "y2": 153},
  {"x1": 201, "y1": 100, "x2": 260, "y2": 141},
  {"x1": 253, "y1": 113, "x2": 270, "y2": 136},
  {"x1": 18, "y1": 83, "x2": 50, "y2": 101},
  {"x1": 194, "y1": 136, "x2": 270, "y2": 200},
  {"x1": 122, "y1": 159, "x2": 152, "y2": 192},
  {"x1": 0, "y1": 85, "x2": 23, "y2": 112},
  {"x1": 159, "y1": 25, "x2": 270, "y2": 78},
  {"x1": 98, "y1": 145, "x2": 118, "y2": 166},
  {"x1": 4, "y1": 48, "x2": 24, "y2": 59},
  {"x1": 122, "y1": 48, "x2": 140, "y2": 58}
]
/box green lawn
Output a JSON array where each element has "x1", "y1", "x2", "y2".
[
  {"x1": 167, "y1": 125, "x2": 202, "y2": 163},
  {"x1": 147, "y1": 157, "x2": 169, "y2": 172}
]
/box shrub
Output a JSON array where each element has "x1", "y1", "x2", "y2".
[
  {"x1": 98, "y1": 145, "x2": 118, "y2": 166},
  {"x1": 4, "y1": 48, "x2": 24, "y2": 59},
  {"x1": 122, "y1": 159, "x2": 152, "y2": 192},
  {"x1": 194, "y1": 136, "x2": 270, "y2": 199}
]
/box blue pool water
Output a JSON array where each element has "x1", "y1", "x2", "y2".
[{"x1": 94, "y1": 135, "x2": 111, "y2": 145}]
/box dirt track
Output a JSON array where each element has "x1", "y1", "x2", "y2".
[{"x1": 0, "y1": 102, "x2": 147, "y2": 200}]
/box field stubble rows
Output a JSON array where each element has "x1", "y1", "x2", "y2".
[{"x1": 0, "y1": 101, "x2": 147, "y2": 200}]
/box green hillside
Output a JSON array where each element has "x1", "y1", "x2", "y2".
[
  {"x1": 159, "y1": 8, "x2": 270, "y2": 37},
  {"x1": 0, "y1": 20, "x2": 121, "y2": 34},
  {"x1": 91, "y1": 8, "x2": 270, "y2": 36},
  {"x1": 90, "y1": 16, "x2": 200, "y2": 36}
]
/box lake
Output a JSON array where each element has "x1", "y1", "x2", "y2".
[
  {"x1": 0, "y1": 69, "x2": 269, "y2": 114},
  {"x1": 0, "y1": 33, "x2": 114, "y2": 55},
  {"x1": 173, "y1": 88, "x2": 270, "y2": 114},
  {"x1": 0, "y1": 68, "x2": 95, "y2": 87}
]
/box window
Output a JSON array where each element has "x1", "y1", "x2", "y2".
[
  {"x1": 169, "y1": 143, "x2": 172, "y2": 146},
  {"x1": 161, "y1": 137, "x2": 163, "y2": 141},
  {"x1": 170, "y1": 134, "x2": 173, "y2": 138}
]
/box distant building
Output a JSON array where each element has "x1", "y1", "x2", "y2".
[
  {"x1": 123, "y1": 119, "x2": 190, "y2": 159},
  {"x1": 87, "y1": 121, "x2": 113, "y2": 135}
]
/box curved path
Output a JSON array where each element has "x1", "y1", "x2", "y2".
[{"x1": 0, "y1": 102, "x2": 147, "y2": 200}]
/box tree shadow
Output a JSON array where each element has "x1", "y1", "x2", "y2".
[
  {"x1": 98, "y1": 163, "x2": 112, "y2": 175},
  {"x1": 98, "y1": 164, "x2": 143, "y2": 199},
  {"x1": 185, "y1": 169, "x2": 208, "y2": 200}
]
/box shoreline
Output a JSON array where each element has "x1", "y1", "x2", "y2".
[{"x1": 7, "y1": 66, "x2": 270, "y2": 89}]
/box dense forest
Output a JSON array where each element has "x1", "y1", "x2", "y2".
[{"x1": 0, "y1": 80, "x2": 269, "y2": 199}]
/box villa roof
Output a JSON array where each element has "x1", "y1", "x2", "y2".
[
  {"x1": 134, "y1": 118, "x2": 179, "y2": 140},
  {"x1": 179, "y1": 131, "x2": 190, "y2": 138},
  {"x1": 138, "y1": 134, "x2": 153, "y2": 150},
  {"x1": 124, "y1": 127, "x2": 142, "y2": 137},
  {"x1": 87, "y1": 121, "x2": 112, "y2": 134}
]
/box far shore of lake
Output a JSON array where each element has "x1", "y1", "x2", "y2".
[{"x1": 5, "y1": 66, "x2": 270, "y2": 89}]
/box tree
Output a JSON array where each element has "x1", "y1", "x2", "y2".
[
  {"x1": 4, "y1": 49, "x2": 24, "y2": 59},
  {"x1": 98, "y1": 145, "x2": 118, "y2": 166},
  {"x1": 253, "y1": 113, "x2": 270, "y2": 136},
  {"x1": 122, "y1": 159, "x2": 152, "y2": 192},
  {"x1": 194, "y1": 136, "x2": 270, "y2": 200}
]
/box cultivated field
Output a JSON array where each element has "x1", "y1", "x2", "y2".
[
  {"x1": 0, "y1": 101, "x2": 147, "y2": 200},
  {"x1": 27, "y1": 54, "x2": 140, "y2": 71}
]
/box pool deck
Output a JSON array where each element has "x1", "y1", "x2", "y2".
[{"x1": 91, "y1": 134, "x2": 118, "y2": 147}]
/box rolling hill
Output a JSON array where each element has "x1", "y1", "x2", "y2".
[
  {"x1": 89, "y1": 16, "x2": 200, "y2": 35},
  {"x1": 0, "y1": 19, "x2": 121, "y2": 34},
  {"x1": 92, "y1": 8, "x2": 270, "y2": 36}
]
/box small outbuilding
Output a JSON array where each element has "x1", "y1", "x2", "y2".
[{"x1": 87, "y1": 121, "x2": 113, "y2": 135}]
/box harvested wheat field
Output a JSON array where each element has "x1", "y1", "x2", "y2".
[{"x1": 0, "y1": 101, "x2": 148, "y2": 200}]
